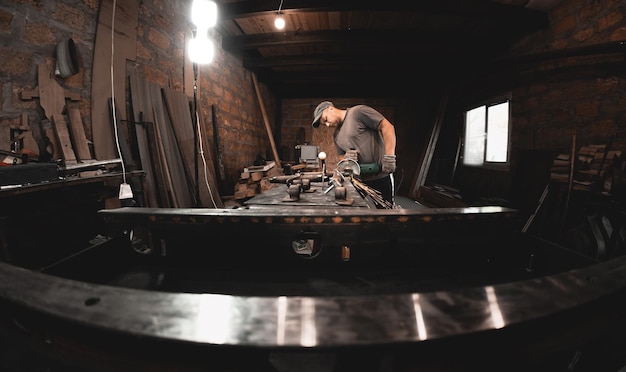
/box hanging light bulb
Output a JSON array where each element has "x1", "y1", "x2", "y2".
[
  {"x1": 189, "y1": 32, "x2": 215, "y2": 64},
  {"x1": 274, "y1": 0, "x2": 285, "y2": 30},
  {"x1": 189, "y1": 0, "x2": 217, "y2": 64},
  {"x1": 274, "y1": 14, "x2": 285, "y2": 30},
  {"x1": 191, "y1": 0, "x2": 218, "y2": 30}
]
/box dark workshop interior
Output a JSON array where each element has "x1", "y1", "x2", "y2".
[{"x1": 1, "y1": 0, "x2": 626, "y2": 371}]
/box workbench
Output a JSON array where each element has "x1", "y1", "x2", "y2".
[
  {"x1": 244, "y1": 180, "x2": 376, "y2": 209},
  {"x1": 0, "y1": 170, "x2": 144, "y2": 269}
]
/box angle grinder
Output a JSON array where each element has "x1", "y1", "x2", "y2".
[
  {"x1": 359, "y1": 162, "x2": 381, "y2": 175},
  {"x1": 336, "y1": 159, "x2": 381, "y2": 176}
]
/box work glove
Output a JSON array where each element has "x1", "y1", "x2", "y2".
[
  {"x1": 382, "y1": 154, "x2": 396, "y2": 174},
  {"x1": 344, "y1": 149, "x2": 359, "y2": 162}
]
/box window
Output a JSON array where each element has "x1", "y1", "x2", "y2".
[{"x1": 462, "y1": 96, "x2": 510, "y2": 168}]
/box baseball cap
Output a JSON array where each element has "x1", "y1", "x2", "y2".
[{"x1": 312, "y1": 101, "x2": 333, "y2": 128}]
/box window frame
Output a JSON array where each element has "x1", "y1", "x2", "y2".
[{"x1": 461, "y1": 92, "x2": 512, "y2": 171}]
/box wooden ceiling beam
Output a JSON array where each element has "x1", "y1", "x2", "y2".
[
  {"x1": 218, "y1": 0, "x2": 548, "y2": 21},
  {"x1": 221, "y1": 28, "x2": 524, "y2": 52}
]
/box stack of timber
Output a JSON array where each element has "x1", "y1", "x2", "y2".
[
  {"x1": 577, "y1": 145, "x2": 622, "y2": 180},
  {"x1": 88, "y1": 0, "x2": 223, "y2": 208},
  {"x1": 550, "y1": 153, "x2": 571, "y2": 182},
  {"x1": 127, "y1": 67, "x2": 223, "y2": 208},
  {"x1": 91, "y1": 0, "x2": 138, "y2": 161},
  {"x1": 550, "y1": 143, "x2": 623, "y2": 192},
  {"x1": 234, "y1": 161, "x2": 279, "y2": 200}
]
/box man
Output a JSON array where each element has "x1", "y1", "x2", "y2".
[{"x1": 312, "y1": 101, "x2": 397, "y2": 207}]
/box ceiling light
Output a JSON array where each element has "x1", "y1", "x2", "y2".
[
  {"x1": 189, "y1": 0, "x2": 217, "y2": 64},
  {"x1": 274, "y1": 15, "x2": 285, "y2": 30},
  {"x1": 191, "y1": 0, "x2": 218, "y2": 30},
  {"x1": 189, "y1": 33, "x2": 214, "y2": 64},
  {"x1": 274, "y1": 0, "x2": 285, "y2": 30}
]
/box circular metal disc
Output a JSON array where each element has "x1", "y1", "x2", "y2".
[{"x1": 336, "y1": 158, "x2": 360, "y2": 176}]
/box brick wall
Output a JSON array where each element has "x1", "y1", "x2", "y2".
[
  {"x1": 0, "y1": 0, "x2": 276, "y2": 194},
  {"x1": 511, "y1": 0, "x2": 626, "y2": 153},
  {"x1": 4, "y1": 0, "x2": 624, "y2": 202},
  {"x1": 446, "y1": 0, "x2": 626, "y2": 204}
]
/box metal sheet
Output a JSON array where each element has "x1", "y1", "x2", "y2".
[{"x1": 1, "y1": 255, "x2": 626, "y2": 348}]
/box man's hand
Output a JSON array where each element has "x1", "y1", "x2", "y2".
[
  {"x1": 382, "y1": 154, "x2": 396, "y2": 174},
  {"x1": 344, "y1": 149, "x2": 359, "y2": 162}
]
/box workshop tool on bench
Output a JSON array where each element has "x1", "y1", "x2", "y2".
[
  {"x1": 321, "y1": 168, "x2": 354, "y2": 205},
  {"x1": 324, "y1": 158, "x2": 361, "y2": 194},
  {"x1": 324, "y1": 168, "x2": 347, "y2": 194},
  {"x1": 284, "y1": 180, "x2": 317, "y2": 200},
  {"x1": 283, "y1": 183, "x2": 302, "y2": 201},
  {"x1": 334, "y1": 184, "x2": 354, "y2": 206},
  {"x1": 290, "y1": 177, "x2": 313, "y2": 192},
  {"x1": 318, "y1": 151, "x2": 327, "y2": 187},
  {"x1": 270, "y1": 173, "x2": 326, "y2": 184},
  {"x1": 333, "y1": 158, "x2": 393, "y2": 208},
  {"x1": 335, "y1": 158, "x2": 381, "y2": 177},
  {"x1": 275, "y1": 172, "x2": 325, "y2": 202},
  {"x1": 359, "y1": 162, "x2": 381, "y2": 175},
  {"x1": 336, "y1": 158, "x2": 360, "y2": 177}
]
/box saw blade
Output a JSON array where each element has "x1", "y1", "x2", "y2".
[{"x1": 336, "y1": 158, "x2": 360, "y2": 176}]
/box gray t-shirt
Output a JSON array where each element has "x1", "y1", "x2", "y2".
[{"x1": 334, "y1": 105, "x2": 385, "y2": 166}]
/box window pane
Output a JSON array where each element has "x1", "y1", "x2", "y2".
[
  {"x1": 486, "y1": 101, "x2": 509, "y2": 163},
  {"x1": 463, "y1": 106, "x2": 486, "y2": 166}
]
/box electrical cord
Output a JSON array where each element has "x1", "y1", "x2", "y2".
[
  {"x1": 195, "y1": 111, "x2": 218, "y2": 208},
  {"x1": 109, "y1": 0, "x2": 131, "y2": 201},
  {"x1": 110, "y1": 3, "x2": 216, "y2": 207},
  {"x1": 193, "y1": 65, "x2": 218, "y2": 208},
  {"x1": 110, "y1": 0, "x2": 125, "y2": 182}
]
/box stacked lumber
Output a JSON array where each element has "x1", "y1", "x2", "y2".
[
  {"x1": 550, "y1": 143, "x2": 623, "y2": 192},
  {"x1": 127, "y1": 68, "x2": 224, "y2": 208},
  {"x1": 578, "y1": 145, "x2": 622, "y2": 178},
  {"x1": 234, "y1": 161, "x2": 280, "y2": 200},
  {"x1": 550, "y1": 153, "x2": 571, "y2": 182},
  {"x1": 575, "y1": 144, "x2": 618, "y2": 190}
]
